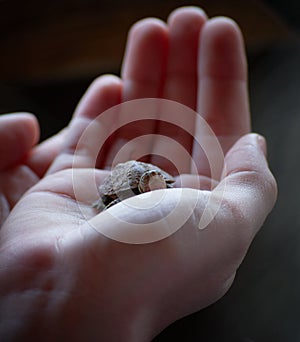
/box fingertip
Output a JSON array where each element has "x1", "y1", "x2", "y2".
[
  {"x1": 224, "y1": 133, "x2": 267, "y2": 174},
  {"x1": 223, "y1": 133, "x2": 277, "y2": 202},
  {"x1": 206, "y1": 16, "x2": 241, "y2": 32},
  {"x1": 204, "y1": 16, "x2": 244, "y2": 45},
  {"x1": 245, "y1": 133, "x2": 267, "y2": 155},
  {"x1": 200, "y1": 16, "x2": 247, "y2": 80},
  {"x1": 90, "y1": 74, "x2": 123, "y2": 107},
  {"x1": 256, "y1": 134, "x2": 267, "y2": 156},
  {"x1": 74, "y1": 74, "x2": 123, "y2": 119},
  {"x1": 21, "y1": 112, "x2": 40, "y2": 146},
  {"x1": 0, "y1": 112, "x2": 40, "y2": 169},
  {"x1": 167, "y1": 6, "x2": 207, "y2": 26},
  {"x1": 92, "y1": 74, "x2": 122, "y2": 87},
  {"x1": 128, "y1": 17, "x2": 167, "y2": 40},
  {"x1": 217, "y1": 133, "x2": 277, "y2": 234},
  {"x1": 121, "y1": 18, "x2": 168, "y2": 82},
  {"x1": 4, "y1": 112, "x2": 40, "y2": 147}
]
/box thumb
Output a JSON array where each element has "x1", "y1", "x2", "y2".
[{"x1": 218, "y1": 133, "x2": 277, "y2": 235}]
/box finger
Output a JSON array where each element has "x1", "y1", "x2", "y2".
[
  {"x1": 151, "y1": 7, "x2": 207, "y2": 173},
  {"x1": 121, "y1": 18, "x2": 168, "y2": 99},
  {"x1": 0, "y1": 164, "x2": 39, "y2": 226},
  {"x1": 110, "y1": 19, "x2": 168, "y2": 165},
  {"x1": 0, "y1": 113, "x2": 39, "y2": 170},
  {"x1": 27, "y1": 75, "x2": 123, "y2": 176},
  {"x1": 194, "y1": 17, "x2": 250, "y2": 176},
  {"x1": 74, "y1": 75, "x2": 122, "y2": 119},
  {"x1": 0, "y1": 168, "x2": 110, "y2": 239},
  {"x1": 163, "y1": 7, "x2": 207, "y2": 108},
  {"x1": 199, "y1": 17, "x2": 250, "y2": 140},
  {"x1": 47, "y1": 75, "x2": 122, "y2": 174},
  {"x1": 26, "y1": 128, "x2": 66, "y2": 177},
  {"x1": 216, "y1": 133, "x2": 277, "y2": 241}
]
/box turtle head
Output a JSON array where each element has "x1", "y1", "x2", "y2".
[{"x1": 138, "y1": 170, "x2": 167, "y2": 193}]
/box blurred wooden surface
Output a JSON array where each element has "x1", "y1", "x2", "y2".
[{"x1": 0, "y1": 0, "x2": 294, "y2": 83}]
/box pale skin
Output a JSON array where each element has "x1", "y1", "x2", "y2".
[{"x1": 0, "y1": 7, "x2": 277, "y2": 342}]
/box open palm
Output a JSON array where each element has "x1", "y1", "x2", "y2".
[{"x1": 0, "y1": 7, "x2": 276, "y2": 341}]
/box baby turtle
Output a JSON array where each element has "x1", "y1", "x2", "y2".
[{"x1": 94, "y1": 160, "x2": 175, "y2": 210}]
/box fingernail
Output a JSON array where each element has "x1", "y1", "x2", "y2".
[{"x1": 256, "y1": 134, "x2": 267, "y2": 156}]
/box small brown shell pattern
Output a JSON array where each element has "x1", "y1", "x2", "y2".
[{"x1": 94, "y1": 160, "x2": 175, "y2": 210}]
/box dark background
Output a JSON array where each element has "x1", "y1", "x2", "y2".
[
  {"x1": 0, "y1": 0, "x2": 297, "y2": 140},
  {"x1": 1, "y1": 0, "x2": 300, "y2": 341}
]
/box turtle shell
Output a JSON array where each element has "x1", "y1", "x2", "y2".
[{"x1": 97, "y1": 160, "x2": 174, "y2": 208}]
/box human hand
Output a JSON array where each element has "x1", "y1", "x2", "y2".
[
  {"x1": 0, "y1": 108, "x2": 89, "y2": 225},
  {"x1": 0, "y1": 7, "x2": 277, "y2": 341}
]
